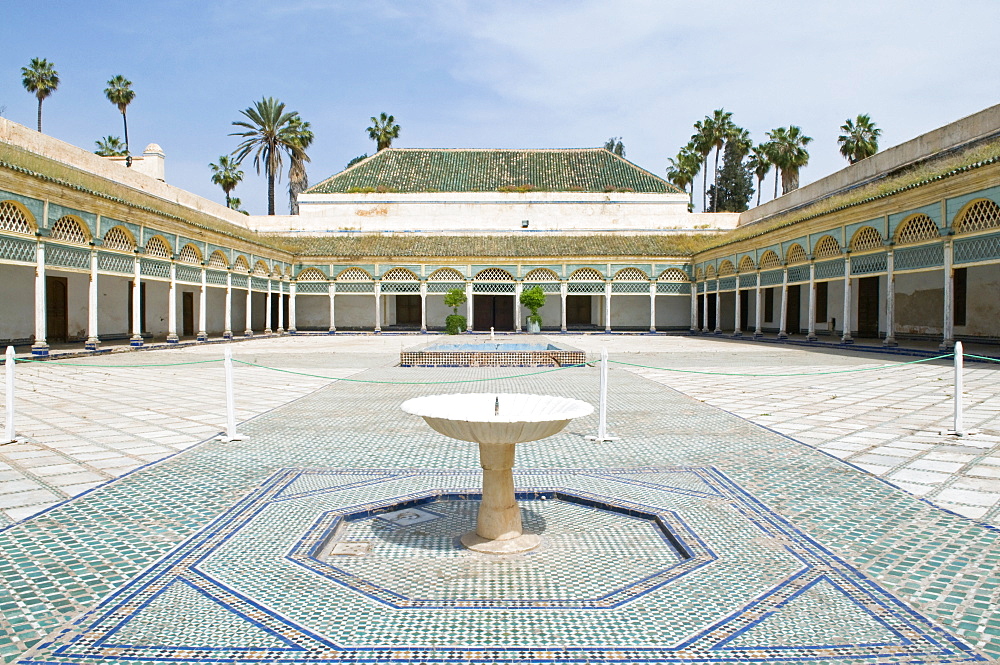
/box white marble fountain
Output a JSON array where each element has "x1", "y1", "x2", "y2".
[{"x1": 401, "y1": 393, "x2": 593, "y2": 554}]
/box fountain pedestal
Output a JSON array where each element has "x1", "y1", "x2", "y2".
[{"x1": 401, "y1": 393, "x2": 593, "y2": 554}]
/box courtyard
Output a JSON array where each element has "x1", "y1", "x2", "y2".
[{"x1": 1, "y1": 334, "x2": 998, "y2": 663}]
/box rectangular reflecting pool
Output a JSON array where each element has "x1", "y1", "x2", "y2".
[{"x1": 400, "y1": 337, "x2": 585, "y2": 367}]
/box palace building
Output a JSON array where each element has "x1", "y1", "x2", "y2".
[{"x1": 0, "y1": 105, "x2": 998, "y2": 356}]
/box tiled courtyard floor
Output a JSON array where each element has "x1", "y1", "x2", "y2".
[{"x1": 0, "y1": 335, "x2": 998, "y2": 663}]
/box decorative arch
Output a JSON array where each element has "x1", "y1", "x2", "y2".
[
  {"x1": 428, "y1": 267, "x2": 465, "y2": 281},
  {"x1": 102, "y1": 225, "x2": 136, "y2": 252},
  {"x1": 297, "y1": 267, "x2": 327, "y2": 281},
  {"x1": 475, "y1": 268, "x2": 515, "y2": 281},
  {"x1": 270, "y1": 265, "x2": 284, "y2": 277},
  {"x1": 0, "y1": 200, "x2": 36, "y2": 235},
  {"x1": 894, "y1": 214, "x2": 939, "y2": 245},
  {"x1": 953, "y1": 198, "x2": 1000, "y2": 235},
  {"x1": 850, "y1": 226, "x2": 883, "y2": 252},
  {"x1": 253, "y1": 260, "x2": 269, "y2": 276},
  {"x1": 717, "y1": 260, "x2": 735, "y2": 276},
  {"x1": 207, "y1": 250, "x2": 229, "y2": 269},
  {"x1": 570, "y1": 267, "x2": 604, "y2": 280},
  {"x1": 144, "y1": 235, "x2": 171, "y2": 258},
  {"x1": 705, "y1": 265, "x2": 717, "y2": 279},
  {"x1": 382, "y1": 267, "x2": 418, "y2": 281},
  {"x1": 336, "y1": 267, "x2": 373, "y2": 281},
  {"x1": 738, "y1": 256, "x2": 756, "y2": 272},
  {"x1": 524, "y1": 268, "x2": 560, "y2": 281},
  {"x1": 51, "y1": 215, "x2": 90, "y2": 244},
  {"x1": 695, "y1": 267, "x2": 705, "y2": 280},
  {"x1": 785, "y1": 244, "x2": 807, "y2": 264},
  {"x1": 659, "y1": 268, "x2": 689, "y2": 282},
  {"x1": 813, "y1": 235, "x2": 841, "y2": 259},
  {"x1": 178, "y1": 244, "x2": 202, "y2": 264},
  {"x1": 758, "y1": 250, "x2": 781, "y2": 269},
  {"x1": 614, "y1": 267, "x2": 649, "y2": 281},
  {"x1": 233, "y1": 255, "x2": 250, "y2": 272}
]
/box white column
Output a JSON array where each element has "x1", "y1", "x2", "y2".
[
  {"x1": 884, "y1": 248, "x2": 897, "y2": 346},
  {"x1": 197, "y1": 267, "x2": 208, "y2": 341},
  {"x1": 778, "y1": 267, "x2": 789, "y2": 339},
  {"x1": 130, "y1": 253, "x2": 143, "y2": 347},
  {"x1": 288, "y1": 281, "x2": 297, "y2": 334},
  {"x1": 373, "y1": 282, "x2": 382, "y2": 333},
  {"x1": 465, "y1": 281, "x2": 473, "y2": 332},
  {"x1": 941, "y1": 240, "x2": 954, "y2": 350},
  {"x1": 690, "y1": 285, "x2": 698, "y2": 333},
  {"x1": 560, "y1": 282, "x2": 568, "y2": 332},
  {"x1": 328, "y1": 282, "x2": 336, "y2": 333},
  {"x1": 223, "y1": 271, "x2": 233, "y2": 340},
  {"x1": 419, "y1": 281, "x2": 427, "y2": 333},
  {"x1": 265, "y1": 279, "x2": 273, "y2": 334},
  {"x1": 754, "y1": 274, "x2": 763, "y2": 338},
  {"x1": 86, "y1": 247, "x2": 100, "y2": 350},
  {"x1": 32, "y1": 240, "x2": 48, "y2": 356},
  {"x1": 702, "y1": 284, "x2": 709, "y2": 332},
  {"x1": 167, "y1": 261, "x2": 178, "y2": 343},
  {"x1": 841, "y1": 254, "x2": 853, "y2": 344},
  {"x1": 277, "y1": 280, "x2": 285, "y2": 333},
  {"x1": 733, "y1": 274, "x2": 742, "y2": 336},
  {"x1": 713, "y1": 281, "x2": 721, "y2": 334},
  {"x1": 514, "y1": 282, "x2": 523, "y2": 332},
  {"x1": 649, "y1": 282, "x2": 657, "y2": 332},
  {"x1": 806, "y1": 260, "x2": 817, "y2": 341},
  {"x1": 244, "y1": 278, "x2": 253, "y2": 337},
  {"x1": 603, "y1": 281, "x2": 612, "y2": 332}
]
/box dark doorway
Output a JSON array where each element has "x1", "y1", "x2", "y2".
[
  {"x1": 739, "y1": 290, "x2": 749, "y2": 330},
  {"x1": 706, "y1": 293, "x2": 717, "y2": 330},
  {"x1": 954, "y1": 268, "x2": 967, "y2": 326},
  {"x1": 786, "y1": 284, "x2": 801, "y2": 334},
  {"x1": 764, "y1": 288, "x2": 774, "y2": 323},
  {"x1": 815, "y1": 282, "x2": 829, "y2": 323},
  {"x1": 45, "y1": 276, "x2": 68, "y2": 343},
  {"x1": 271, "y1": 294, "x2": 290, "y2": 329},
  {"x1": 697, "y1": 294, "x2": 704, "y2": 329},
  {"x1": 182, "y1": 292, "x2": 195, "y2": 336},
  {"x1": 127, "y1": 282, "x2": 147, "y2": 336},
  {"x1": 473, "y1": 295, "x2": 514, "y2": 331},
  {"x1": 270, "y1": 294, "x2": 279, "y2": 328},
  {"x1": 395, "y1": 295, "x2": 421, "y2": 326},
  {"x1": 858, "y1": 277, "x2": 880, "y2": 337},
  {"x1": 567, "y1": 295, "x2": 592, "y2": 326}
]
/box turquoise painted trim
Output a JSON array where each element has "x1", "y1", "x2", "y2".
[
  {"x1": 0, "y1": 189, "x2": 44, "y2": 225},
  {"x1": 947, "y1": 184, "x2": 1000, "y2": 225},
  {"x1": 780, "y1": 236, "x2": 808, "y2": 257},
  {"x1": 845, "y1": 217, "x2": 885, "y2": 246},
  {"x1": 808, "y1": 230, "x2": 841, "y2": 253},
  {"x1": 205, "y1": 244, "x2": 232, "y2": 262},
  {"x1": 757, "y1": 244, "x2": 782, "y2": 262},
  {"x1": 295, "y1": 265, "x2": 330, "y2": 279},
  {"x1": 48, "y1": 203, "x2": 97, "y2": 236},
  {"x1": 100, "y1": 217, "x2": 140, "y2": 242},
  {"x1": 888, "y1": 202, "x2": 942, "y2": 237},
  {"x1": 425, "y1": 265, "x2": 469, "y2": 279}
]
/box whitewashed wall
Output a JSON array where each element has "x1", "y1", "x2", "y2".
[{"x1": 0, "y1": 266, "x2": 34, "y2": 342}]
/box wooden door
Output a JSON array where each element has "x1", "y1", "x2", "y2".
[
  {"x1": 696, "y1": 294, "x2": 704, "y2": 329},
  {"x1": 45, "y1": 276, "x2": 68, "y2": 343},
  {"x1": 707, "y1": 293, "x2": 717, "y2": 330},
  {"x1": 473, "y1": 295, "x2": 492, "y2": 331},
  {"x1": 182, "y1": 292, "x2": 194, "y2": 336},
  {"x1": 567, "y1": 295, "x2": 592, "y2": 326},
  {"x1": 739, "y1": 290, "x2": 749, "y2": 330},
  {"x1": 494, "y1": 295, "x2": 514, "y2": 330},
  {"x1": 786, "y1": 285, "x2": 801, "y2": 334},
  {"x1": 858, "y1": 277, "x2": 879, "y2": 337},
  {"x1": 395, "y1": 295, "x2": 421, "y2": 326}
]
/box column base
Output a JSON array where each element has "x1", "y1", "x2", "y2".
[
  {"x1": 806, "y1": 333, "x2": 817, "y2": 342},
  {"x1": 689, "y1": 328, "x2": 699, "y2": 335},
  {"x1": 939, "y1": 339, "x2": 954, "y2": 351},
  {"x1": 85, "y1": 338, "x2": 100, "y2": 351},
  {"x1": 460, "y1": 531, "x2": 541, "y2": 555},
  {"x1": 223, "y1": 331, "x2": 233, "y2": 340},
  {"x1": 374, "y1": 329, "x2": 381, "y2": 334},
  {"x1": 264, "y1": 328, "x2": 273, "y2": 335},
  {"x1": 288, "y1": 328, "x2": 297, "y2": 335},
  {"x1": 31, "y1": 342, "x2": 49, "y2": 357},
  {"x1": 732, "y1": 330, "x2": 742, "y2": 338},
  {"x1": 277, "y1": 328, "x2": 285, "y2": 335},
  {"x1": 753, "y1": 332, "x2": 764, "y2": 339},
  {"x1": 777, "y1": 332, "x2": 788, "y2": 339},
  {"x1": 328, "y1": 327, "x2": 337, "y2": 334},
  {"x1": 129, "y1": 336, "x2": 144, "y2": 348},
  {"x1": 166, "y1": 334, "x2": 179, "y2": 344},
  {"x1": 197, "y1": 332, "x2": 208, "y2": 342},
  {"x1": 883, "y1": 337, "x2": 898, "y2": 347},
  {"x1": 419, "y1": 328, "x2": 426, "y2": 334},
  {"x1": 649, "y1": 328, "x2": 657, "y2": 334},
  {"x1": 244, "y1": 330, "x2": 253, "y2": 338},
  {"x1": 713, "y1": 329, "x2": 722, "y2": 335},
  {"x1": 841, "y1": 336, "x2": 854, "y2": 345}
]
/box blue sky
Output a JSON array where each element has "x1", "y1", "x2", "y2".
[{"x1": 2, "y1": 1, "x2": 999, "y2": 215}]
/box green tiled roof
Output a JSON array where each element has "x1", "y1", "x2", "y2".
[
  {"x1": 282, "y1": 234, "x2": 712, "y2": 258},
  {"x1": 307, "y1": 149, "x2": 680, "y2": 194}
]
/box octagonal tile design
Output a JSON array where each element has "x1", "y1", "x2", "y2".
[{"x1": 25, "y1": 467, "x2": 982, "y2": 664}]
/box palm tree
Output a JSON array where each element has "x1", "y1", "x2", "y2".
[
  {"x1": 104, "y1": 75, "x2": 135, "y2": 164},
  {"x1": 691, "y1": 120, "x2": 714, "y2": 212},
  {"x1": 707, "y1": 109, "x2": 735, "y2": 212},
  {"x1": 667, "y1": 142, "x2": 702, "y2": 211},
  {"x1": 230, "y1": 97, "x2": 302, "y2": 215},
  {"x1": 767, "y1": 125, "x2": 812, "y2": 195},
  {"x1": 21, "y1": 58, "x2": 59, "y2": 132},
  {"x1": 746, "y1": 144, "x2": 772, "y2": 207},
  {"x1": 209, "y1": 155, "x2": 245, "y2": 208},
  {"x1": 603, "y1": 137, "x2": 625, "y2": 157},
  {"x1": 838, "y1": 114, "x2": 881, "y2": 164},
  {"x1": 728, "y1": 127, "x2": 753, "y2": 158},
  {"x1": 287, "y1": 117, "x2": 314, "y2": 215},
  {"x1": 367, "y1": 112, "x2": 400, "y2": 151},
  {"x1": 95, "y1": 136, "x2": 128, "y2": 156}
]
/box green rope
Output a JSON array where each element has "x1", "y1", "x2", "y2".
[
  {"x1": 965, "y1": 353, "x2": 1000, "y2": 363},
  {"x1": 232, "y1": 359, "x2": 591, "y2": 385},
  {"x1": 5, "y1": 357, "x2": 224, "y2": 368},
  {"x1": 608, "y1": 354, "x2": 953, "y2": 377}
]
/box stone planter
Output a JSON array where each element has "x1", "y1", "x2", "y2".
[{"x1": 527, "y1": 319, "x2": 541, "y2": 333}]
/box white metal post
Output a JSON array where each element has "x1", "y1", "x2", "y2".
[
  {"x1": 953, "y1": 341, "x2": 964, "y2": 436},
  {"x1": 587, "y1": 347, "x2": 618, "y2": 443},
  {"x1": 218, "y1": 346, "x2": 243, "y2": 442},
  {"x1": 4, "y1": 346, "x2": 15, "y2": 443}
]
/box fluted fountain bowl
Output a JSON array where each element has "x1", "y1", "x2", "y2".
[{"x1": 401, "y1": 393, "x2": 594, "y2": 445}]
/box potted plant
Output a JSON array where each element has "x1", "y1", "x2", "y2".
[
  {"x1": 520, "y1": 285, "x2": 546, "y2": 333},
  {"x1": 443, "y1": 288, "x2": 467, "y2": 334}
]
